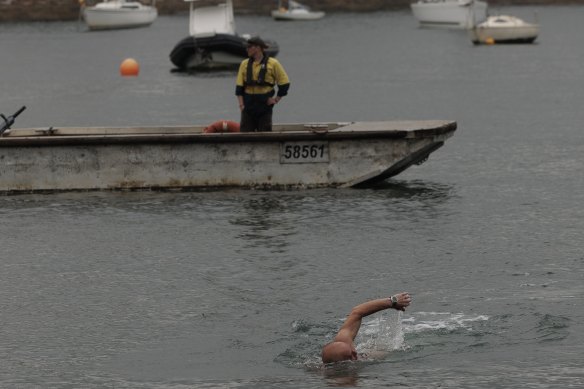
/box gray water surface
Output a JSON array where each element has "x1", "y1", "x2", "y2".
[{"x1": 1, "y1": 6, "x2": 583, "y2": 388}]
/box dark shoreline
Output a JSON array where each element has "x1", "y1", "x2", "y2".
[{"x1": 1, "y1": 0, "x2": 583, "y2": 22}]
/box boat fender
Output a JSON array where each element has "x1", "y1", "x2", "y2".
[{"x1": 203, "y1": 120, "x2": 240, "y2": 133}]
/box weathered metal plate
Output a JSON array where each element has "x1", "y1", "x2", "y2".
[{"x1": 279, "y1": 141, "x2": 329, "y2": 164}]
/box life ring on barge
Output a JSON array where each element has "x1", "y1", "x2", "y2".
[{"x1": 203, "y1": 120, "x2": 240, "y2": 133}]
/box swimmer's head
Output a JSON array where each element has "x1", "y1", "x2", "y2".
[{"x1": 322, "y1": 341, "x2": 358, "y2": 363}]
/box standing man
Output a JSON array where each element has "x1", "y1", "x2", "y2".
[
  {"x1": 235, "y1": 36, "x2": 290, "y2": 132},
  {"x1": 321, "y1": 292, "x2": 412, "y2": 363}
]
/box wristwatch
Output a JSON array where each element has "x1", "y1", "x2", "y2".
[{"x1": 390, "y1": 295, "x2": 398, "y2": 307}]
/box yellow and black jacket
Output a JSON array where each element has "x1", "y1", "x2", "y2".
[{"x1": 235, "y1": 56, "x2": 290, "y2": 99}]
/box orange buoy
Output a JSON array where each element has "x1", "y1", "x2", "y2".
[
  {"x1": 485, "y1": 37, "x2": 495, "y2": 45},
  {"x1": 120, "y1": 58, "x2": 140, "y2": 76},
  {"x1": 203, "y1": 120, "x2": 240, "y2": 133}
]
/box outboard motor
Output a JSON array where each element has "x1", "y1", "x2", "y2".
[{"x1": 1, "y1": 106, "x2": 26, "y2": 136}]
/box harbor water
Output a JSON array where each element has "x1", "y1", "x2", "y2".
[{"x1": 1, "y1": 6, "x2": 583, "y2": 388}]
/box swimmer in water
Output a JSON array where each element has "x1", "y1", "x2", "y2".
[{"x1": 321, "y1": 292, "x2": 412, "y2": 363}]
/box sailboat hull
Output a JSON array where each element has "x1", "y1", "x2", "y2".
[
  {"x1": 271, "y1": 10, "x2": 325, "y2": 20},
  {"x1": 411, "y1": 0, "x2": 487, "y2": 29},
  {"x1": 83, "y1": 3, "x2": 157, "y2": 30}
]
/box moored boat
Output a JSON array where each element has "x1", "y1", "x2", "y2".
[
  {"x1": 271, "y1": 0, "x2": 325, "y2": 21},
  {"x1": 0, "y1": 120, "x2": 456, "y2": 193},
  {"x1": 469, "y1": 15, "x2": 539, "y2": 44},
  {"x1": 170, "y1": 0, "x2": 279, "y2": 71},
  {"x1": 410, "y1": 0, "x2": 487, "y2": 29},
  {"x1": 83, "y1": 0, "x2": 157, "y2": 31}
]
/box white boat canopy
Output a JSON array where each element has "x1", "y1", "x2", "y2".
[{"x1": 184, "y1": 0, "x2": 235, "y2": 37}]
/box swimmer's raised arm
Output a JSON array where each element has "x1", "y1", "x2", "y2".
[
  {"x1": 322, "y1": 292, "x2": 411, "y2": 363},
  {"x1": 336, "y1": 292, "x2": 411, "y2": 341}
]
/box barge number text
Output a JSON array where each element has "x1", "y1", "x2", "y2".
[{"x1": 280, "y1": 142, "x2": 329, "y2": 164}]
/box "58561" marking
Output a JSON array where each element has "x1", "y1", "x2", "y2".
[{"x1": 280, "y1": 142, "x2": 329, "y2": 164}]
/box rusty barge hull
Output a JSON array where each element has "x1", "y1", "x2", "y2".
[{"x1": 0, "y1": 120, "x2": 456, "y2": 193}]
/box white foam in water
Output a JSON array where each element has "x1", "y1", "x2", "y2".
[
  {"x1": 402, "y1": 312, "x2": 489, "y2": 333},
  {"x1": 355, "y1": 311, "x2": 489, "y2": 355},
  {"x1": 356, "y1": 310, "x2": 405, "y2": 353}
]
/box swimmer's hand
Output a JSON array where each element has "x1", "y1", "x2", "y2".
[{"x1": 391, "y1": 292, "x2": 412, "y2": 311}]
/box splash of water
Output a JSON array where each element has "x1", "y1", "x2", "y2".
[{"x1": 357, "y1": 310, "x2": 405, "y2": 353}]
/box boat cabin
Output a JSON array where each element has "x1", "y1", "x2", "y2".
[{"x1": 185, "y1": 0, "x2": 235, "y2": 37}]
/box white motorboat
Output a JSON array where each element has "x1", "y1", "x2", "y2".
[
  {"x1": 170, "y1": 0, "x2": 279, "y2": 71},
  {"x1": 271, "y1": 0, "x2": 325, "y2": 21},
  {"x1": 469, "y1": 15, "x2": 539, "y2": 44},
  {"x1": 411, "y1": 0, "x2": 488, "y2": 29},
  {"x1": 83, "y1": 0, "x2": 157, "y2": 30}
]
